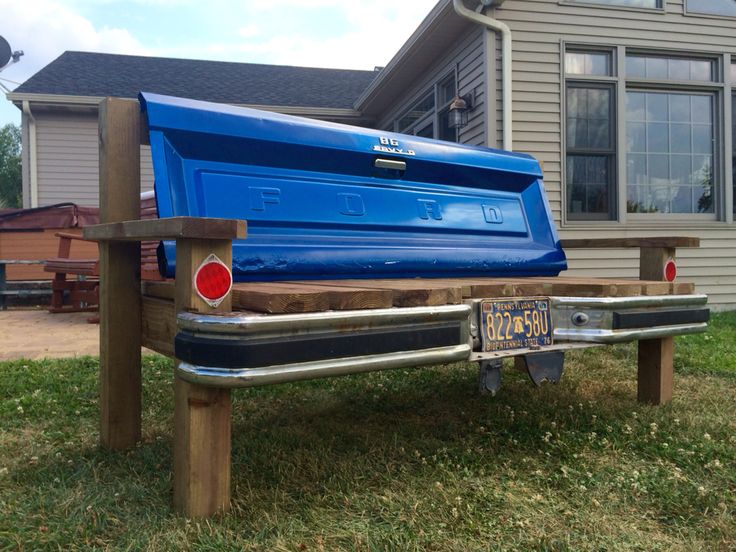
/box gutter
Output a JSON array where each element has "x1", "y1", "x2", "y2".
[
  {"x1": 452, "y1": 0, "x2": 513, "y2": 151},
  {"x1": 21, "y1": 101, "x2": 38, "y2": 208},
  {"x1": 8, "y1": 92, "x2": 370, "y2": 122}
]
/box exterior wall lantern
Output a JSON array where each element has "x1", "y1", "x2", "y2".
[{"x1": 448, "y1": 93, "x2": 474, "y2": 129}]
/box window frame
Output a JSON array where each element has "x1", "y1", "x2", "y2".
[
  {"x1": 558, "y1": 0, "x2": 664, "y2": 13},
  {"x1": 393, "y1": 71, "x2": 460, "y2": 143},
  {"x1": 563, "y1": 46, "x2": 619, "y2": 222},
  {"x1": 684, "y1": 0, "x2": 736, "y2": 19},
  {"x1": 624, "y1": 49, "x2": 724, "y2": 222},
  {"x1": 562, "y1": 42, "x2": 730, "y2": 225},
  {"x1": 730, "y1": 59, "x2": 736, "y2": 217},
  {"x1": 624, "y1": 88, "x2": 719, "y2": 220},
  {"x1": 565, "y1": 80, "x2": 618, "y2": 220}
]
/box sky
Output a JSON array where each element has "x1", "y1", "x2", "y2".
[{"x1": 0, "y1": 0, "x2": 439, "y2": 127}]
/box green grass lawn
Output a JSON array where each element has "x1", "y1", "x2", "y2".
[{"x1": 1, "y1": 313, "x2": 734, "y2": 551}]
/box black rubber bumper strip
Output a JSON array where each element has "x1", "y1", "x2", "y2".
[
  {"x1": 175, "y1": 321, "x2": 463, "y2": 369},
  {"x1": 612, "y1": 307, "x2": 710, "y2": 330}
]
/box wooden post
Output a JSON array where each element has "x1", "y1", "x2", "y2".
[
  {"x1": 173, "y1": 238, "x2": 233, "y2": 517},
  {"x1": 637, "y1": 246, "x2": 676, "y2": 405},
  {"x1": 98, "y1": 98, "x2": 142, "y2": 449}
]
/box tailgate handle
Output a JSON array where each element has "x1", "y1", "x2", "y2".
[{"x1": 374, "y1": 158, "x2": 406, "y2": 171}]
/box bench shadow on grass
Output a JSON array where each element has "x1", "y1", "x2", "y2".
[
  {"x1": 6, "y1": 348, "x2": 730, "y2": 547},
  {"x1": 225, "y1": 355, "x2": 640, "y2": 502}
]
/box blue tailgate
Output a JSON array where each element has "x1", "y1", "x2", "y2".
[{"x1": 140, "y1": 92, "x2": 566, "y2": 280}]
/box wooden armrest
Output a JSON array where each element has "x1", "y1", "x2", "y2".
[
  {"x1": 83, "y1": 217, "x2": 247, "y2": 242},
  {"x1": 560, "y1": 237, "x2": 699, "y2": 249}
]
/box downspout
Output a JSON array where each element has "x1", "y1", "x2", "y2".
[
  {"x1": 22, "y1": 100, "x2": 38, "y2": 208},
  {"x1": 452, "y1": 0, "x2": 512, "y2": 151}
]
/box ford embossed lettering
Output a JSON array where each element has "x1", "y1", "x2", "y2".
[{"x1": 480, "y1": 298, "x2": 552, "y2": 352}]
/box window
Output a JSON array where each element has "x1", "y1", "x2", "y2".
[
  {"x1": 626, "y1": 54, "x2": 714, "y2": 82},
  {"x1": 626, "y1": 92, "x2": 715, "y2": 214},
  {"x1": 564, "y1": 47, "x2": 724, "y2": 221},
  {"x1": 567, "y1": 0, "x2": 661, "y2": 8},
  {"x1": 686, "y1": 0, "x2": 736, "y2": 17},
  {"x1": 565, "y1": 49, "x2": 616, "y2": 220},
  {"x1": 394, "y1": 73, "x2": 459, "y2": 142},
  {"x1": 565, "y1": 51, "x2": 611, "y2": 76},
  {"x1": 397, "y1": 92, "x2": 434, "y2": 133},
  {"x1": 567, "y1": 84, "x2": 616, "y2": 218}
]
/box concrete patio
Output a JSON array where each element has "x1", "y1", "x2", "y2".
[{"x1": 0, "y1": 309, "x2": 100, "y2": 360}]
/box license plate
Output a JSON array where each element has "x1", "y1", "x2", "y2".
[{"x1": 480, "y1": 297, "x2": 553, "y2": 352}]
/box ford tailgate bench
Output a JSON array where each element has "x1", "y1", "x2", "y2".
[{"x1": 85, "y1": 96, "x2": 708, "y2": 518}]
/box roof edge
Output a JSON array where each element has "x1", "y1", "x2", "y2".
[
  {"x1": 7, "y1": 92, "x2": 370, "y2": 120},
  {"x1": 354, "y1": 0, "x2": 456, "y2": 111},
  {"x1": 7, "y1": 92, "x2": 103, "y2": 105}
]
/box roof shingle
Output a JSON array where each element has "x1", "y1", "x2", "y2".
[{"x1": 15, "y1": 51, "x2": 379, "y2": 109}]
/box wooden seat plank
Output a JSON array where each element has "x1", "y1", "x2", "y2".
[
  {"x1": 231, "y1": 282, "x2": 330, "y2": 313},
  {"x1": 402, "y1": 278, "x2": 514, "y2": 299},
  {"x1": 302, "y1": 279, "x2": 462, "y2": 307},
  {"x1": 142, "y1": 276, "x2": 698, "y2": 317},
  {"x1": 240, "y1": 282, "x2": 393, "y2": 311}
]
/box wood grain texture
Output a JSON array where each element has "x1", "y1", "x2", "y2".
[
  {"x1": 637, "y1": 337, "x2": 674, "y2": 405},
  {"x1": 84, "y1": 217, "x2": 246, "y2": 242},
  {"x1": 141, "y1": 296, "x2": 175, "y2": 357},
  {"x1": 99, "y1": 99, "x2": 141, "y2": 224},
  {"x1": 561, "y1": 237, "x2": 699, "y2": 249},
  {"x1": 173, "y1": 238, "x2": 232, "y2": 517},
  {"x1": 98, "y1": 98, "x2": 142, "y2": 451},
  {"x1": 306, "y1": 279, "x2": 462, "y2": 307},
  {"x1": 636, "y1": 245, "x2": 676, "y2": 406},
  {"x1": 146, "y1": 276, "x2": 698, "y2": 316},
  {"x1": 142, "y1": 280, "x2": 175, "y2": 301},
  {"x1": 173, "y1": 379, "x2": 231, "y2": 518},
  {"x1": 232, "y1": 282, "x2": 330, "y2": 313},
  {"x1": 639, "y1": 247, "x2": 676, "y2": 282},
  {"x1": 270, "y1": 282, "x2": 393, "y2": 310},
  {"x1": 420, "y1": 278, "x2": 515, "y2": 299}
]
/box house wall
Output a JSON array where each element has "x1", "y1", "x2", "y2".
[
  {"x1": 34, "y1": 110, "x2": 154, "y2": 207},
  {"x1": 486, "y1": 0, "x2": 736, "y2": 310},
  {"x1": 375, "y1": 27, "x2": 487, "y2": 146}
]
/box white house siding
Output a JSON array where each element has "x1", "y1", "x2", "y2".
[
  {"x1": 485, "y1": 0, "x2": 736, "y2": 310},
  {"x1": 34, "y1": 110, "x2": 154, "y2": 207},
  {"x1": 375, "y1": 28, "x2": 486, "y2": 146}
]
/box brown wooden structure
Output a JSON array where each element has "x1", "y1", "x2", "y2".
[
  {"x1": 88, "y1": 97, "x2": 702, "y2": 518},
  {"x1": 45, "y1": 231, "x2": 100, "y2": 313},
  {"x1": 44, "y1": 193, "x2": 163, "y2": 315}
]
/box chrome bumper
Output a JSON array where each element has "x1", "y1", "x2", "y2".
[
  {"x1": 175, "y1": 294, "x2": 708, "y2": 387},
  {"x1": 549, "y1": 294, "x2": 708, "y2": 343},
  {"x1": 175, "y1": 304, "x2": 472, "y2": 388}
]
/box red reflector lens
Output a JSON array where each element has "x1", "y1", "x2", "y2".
[
  {"x1": 194, "y1": 259, "x2": 232, "y2": 303},
  {"x1": 664, "y1": 259, "x2": 677, "y2": 282}
]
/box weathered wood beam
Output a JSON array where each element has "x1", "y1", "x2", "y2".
[
  {"x1": 85, "y1": 217, "x2": 246, "y2": 242},
  {"x1": 98, "y1": 98, "x2": 142, "y2": 450},
  {"x1": 173, "y1": 238, "x2": 233, "y2": 517},
  {"x1": 560, "y1": 237, "x2": 699, "y2": 249},
  {"x1": 637, "y1": 246, "x2": 678, "y2": 405}
]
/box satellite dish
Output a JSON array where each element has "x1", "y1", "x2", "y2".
[{"x1": 0, "y1": 36, "x2": 11, "y2": 69}]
